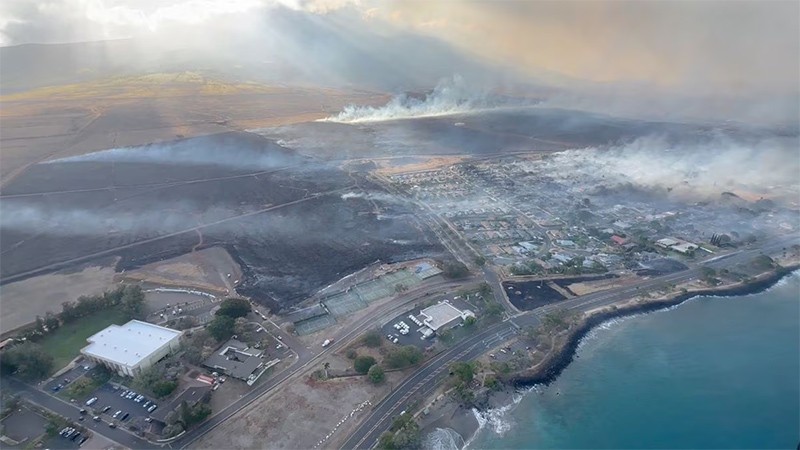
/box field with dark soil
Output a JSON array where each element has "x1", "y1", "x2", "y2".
[
  {"x1": 258, "y1": 107, "x2": 709, "y2": 160},
  {"x1": 0, "y1": 131, "x2": 443, "y2": 312},
  {"x1": 503, "y1": 280, "x2": 567, "y2": 310}
]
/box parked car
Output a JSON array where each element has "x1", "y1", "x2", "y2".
[
  {"x1": 147, "y1": 404, "x2": 157, "y2": 413},
  {"x1": 121, "y1": 412, "x2": 130, "y2": 421},
  {"x1": 112, "y1": 410, "x2": 121, "y2": 419}
]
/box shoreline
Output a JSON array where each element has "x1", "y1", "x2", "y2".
[{"x1": 421, "y1": 263, "x2": 800, "y2": 448}]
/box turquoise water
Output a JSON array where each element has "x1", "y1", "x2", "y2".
[{"x1": 469, "y1": 273, "x2": 800, "y2": 449}]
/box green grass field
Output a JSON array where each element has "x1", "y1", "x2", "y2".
[{"x1": 38, "y1": 309, "x2": 129, "y2": 373}]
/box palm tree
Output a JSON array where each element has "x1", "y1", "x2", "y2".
[{"x1": 323, "y1": 362, "x2": 330, "y2": 379}]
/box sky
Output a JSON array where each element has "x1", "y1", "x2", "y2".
[{"x1": 1, "y1": 0, "x2": 798, "y2": 124}]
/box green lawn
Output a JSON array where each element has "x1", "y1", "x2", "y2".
[{"x1": 38, "y1": 309, "x2": 129, "y2": 373}]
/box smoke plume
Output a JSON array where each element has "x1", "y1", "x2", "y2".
[
  {"x1": 46, "y1": 133, "x2": 302, "y2": 170},
  {"x1": 320, "y1": 75, "x2": 521, "y2": 123},
  {"x1": 539, "y1": 134, "x2": 799, "y2": 201}
]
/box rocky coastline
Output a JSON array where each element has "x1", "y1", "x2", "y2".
[{"x1": 505, "y1": 263, "x2": 799, "y2": 387}]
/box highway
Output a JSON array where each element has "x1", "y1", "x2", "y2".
[
  {"x1": 170, "y1": 277, "x2": 482, "y2": 449},
  {"x1": 341, "y1": 234, "x2": 799, "y2": 449},
  {"x1": 5, "y1": 235, "x2": 794, "y2": 450}
]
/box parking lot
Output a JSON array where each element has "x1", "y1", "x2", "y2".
[
  {"x1": 44, "y1": 361, "x2": 95, "y2": 394},
  {"x1": 81, "y1": 383, "x2": 160, "y2": 429},
  {"x1": 380, "y1": 308, "x2": 433, "y2": 350}
]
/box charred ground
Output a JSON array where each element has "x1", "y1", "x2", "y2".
[{"x1": 0, "y1": 131, "x2": 444, "y2": 312}]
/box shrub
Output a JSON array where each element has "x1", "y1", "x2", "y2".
[
  {"x1": 362, "y1": 330, "x2": 382, "y2": 348},
  {"x1": 368, "y1": 365, "x2": 385, "y2": 384},
  {"x1": 354, "y1": 355, "x2": 377, "y2": 374},
  {"x1": 215, "y1": 298, "x2": 251, "y2": 319}
]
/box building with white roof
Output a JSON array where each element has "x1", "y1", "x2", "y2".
[
  {"x1": 80, "y1": 320, "x2": 182, "y2": 377},
  {"x1": 419, "y1": 301, "x2": 474, "y2": 332}
]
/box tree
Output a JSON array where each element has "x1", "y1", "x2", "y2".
[
  {"x1": 362, "y1": 330, "x2": 382, "y2": 348},
  {"x1": 474, "y1": 256, "x2": 486, "y2": 267},
  {"x1": 152, "y1": 380, "x2": 178, "y2": 398},
  {"x1": 378, "y1": 432, "x2": 396, "y2": 450},
  {"x1": 215, "y1": 298, "x2": 251, "y2": 319},
  {"x1": 450, "y1": 361, "x2": 475, "y2": 384},
  {"x1": 484, "y1": 302, "x2": 504, "y2": 319},
  {"x1": 121, "y1": 285, "x2": 146, "y2": 319},
  {"x1": 442, "y1": 261, "x2": 470, "y2": 279},
  {"x1": 1, "y1": 342, "x2": 53, "y2": 380},
  {"x1": 43, "y1": 312, "x2": 60, "y2": 332},
  {"x1": 164, "y1": 410, "x2": 180, "y2": 426},
  {"x1": 162, "y1": 423, "x2": 185, "y2": 438},
  {"x1": 233, "y1": 317, "x2": 249, "y2": 337},
  {"x1": 394, "y1": 283, "x2": 408, "y2": 294},
  {"x1": 463, "y1": 316, "x2": 477, "y2": 327},
  {"x1": 183, "y1": 345, "x2": 204, "y2": 365},
  {"x1": 132, "y1": 365, "x2": 167, "y2": 395},
  {"x1": 354, "y1": 355, "x2": 377, "y2": 374},
  {"x1": 385, "y1": 345, "x2": 423, "y2": 369},
  {"x1": 368, "y1": 364, "x2": 385, "y2": 384},
  {"x1": 207, "y1": 315, "x2": 235, "y2": 341},
  {"x1": 478, "y1": 283, "x2": 492, "y2": 298}
]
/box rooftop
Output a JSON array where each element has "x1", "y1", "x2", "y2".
[
  {"x1": 203, "y1": 338, "x2": 264, "y2": 380},
  {"x1": 420, "y1": 302, "x2": 466, "y2": 331},
  {"x1": 81, "y1": 320, "x2": 182, "y2": 368}
]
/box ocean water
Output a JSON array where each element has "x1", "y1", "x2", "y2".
[{"x1": 466, "y1": 272, "x2": 800, "y2": 449}]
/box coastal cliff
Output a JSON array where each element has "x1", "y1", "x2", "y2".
[{"x1": 504, "y1": 263, "x2": 800, "y2": 387}]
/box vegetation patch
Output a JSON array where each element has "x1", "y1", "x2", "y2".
[{"x1": 36, "y1": 308, "x2": 129, "y2": 372}]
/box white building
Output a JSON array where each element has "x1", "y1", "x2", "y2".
[
  {"x1": 80, "y1": 320, "x2": 182, "y2": 377},
  {"x1": 419, "y1": 302, "x2": 475, "y2": 333}
]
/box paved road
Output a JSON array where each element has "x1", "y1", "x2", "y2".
[
  {"x1": 2, "y1": 378, "x2": 157, "y2": 449},
  {"x1": 342, "y1": 234, "x2": 799, "y2": 449},
  {"x1": 171, "y1": 277, "x2": 481, "y2": 449}
]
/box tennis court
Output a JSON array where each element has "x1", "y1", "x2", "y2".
[
  {"x1": 294, "y1": 314, "x2": 337, "y2": 336},
  {"x1": 323, "y1": 291, "x2": 368, "y2": 317}
]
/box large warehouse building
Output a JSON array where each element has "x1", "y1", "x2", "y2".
[{"x1": 80, "y1": 320, "x2": 182, "y2": 377}]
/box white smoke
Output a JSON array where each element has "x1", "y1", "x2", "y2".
[
  {"x1": 46, "y1": 138, "x2": 298, "y2": 171},
  {"x1": 341, "y1": 191, "x2": 405, "y2": 203},
  {"x1": 320, "y1": 75, "x2": 515, "y2": 123},
  {"x1": 0, "y1": 202, "x2": 237, "y2": 236},
  {"x1": 537, "y1": 134, "x2": 800, "y2": 200}
]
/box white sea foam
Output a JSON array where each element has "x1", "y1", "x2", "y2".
[
  {"x1": 422, "y1": 427, "x2": 464, "y2": 450},
  {"x1": 464, "y1": 388, "x2": 537, "y2": 448}
]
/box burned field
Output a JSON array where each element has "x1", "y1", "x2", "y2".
[
  {"x1": 259, "y1": 107, "x2": 709, "y2": 160},
  {"x1": 0, "y1": 131, "x2": 444, "y2": 312},
  {"x1": 503, "y1": 280, "x2": 568, "y2": 311}
]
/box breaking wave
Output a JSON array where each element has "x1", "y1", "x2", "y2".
[
  {"x1": 422, "y1": 427, "x2": 464, "y2": 450},
  {"x1": 464, "y1": 387, "x2": 536, "y2": 448},
  {"x1": 320, "y1": 75, "x2": 508, "y2": 123}
]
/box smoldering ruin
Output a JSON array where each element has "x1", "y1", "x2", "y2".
[{"x1": 1, "y1": 104, "x2": 797, "y2": 313}]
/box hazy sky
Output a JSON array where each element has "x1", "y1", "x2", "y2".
[{"x1": 2, "y1": 0, "x2": 798, "y2": 118}]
